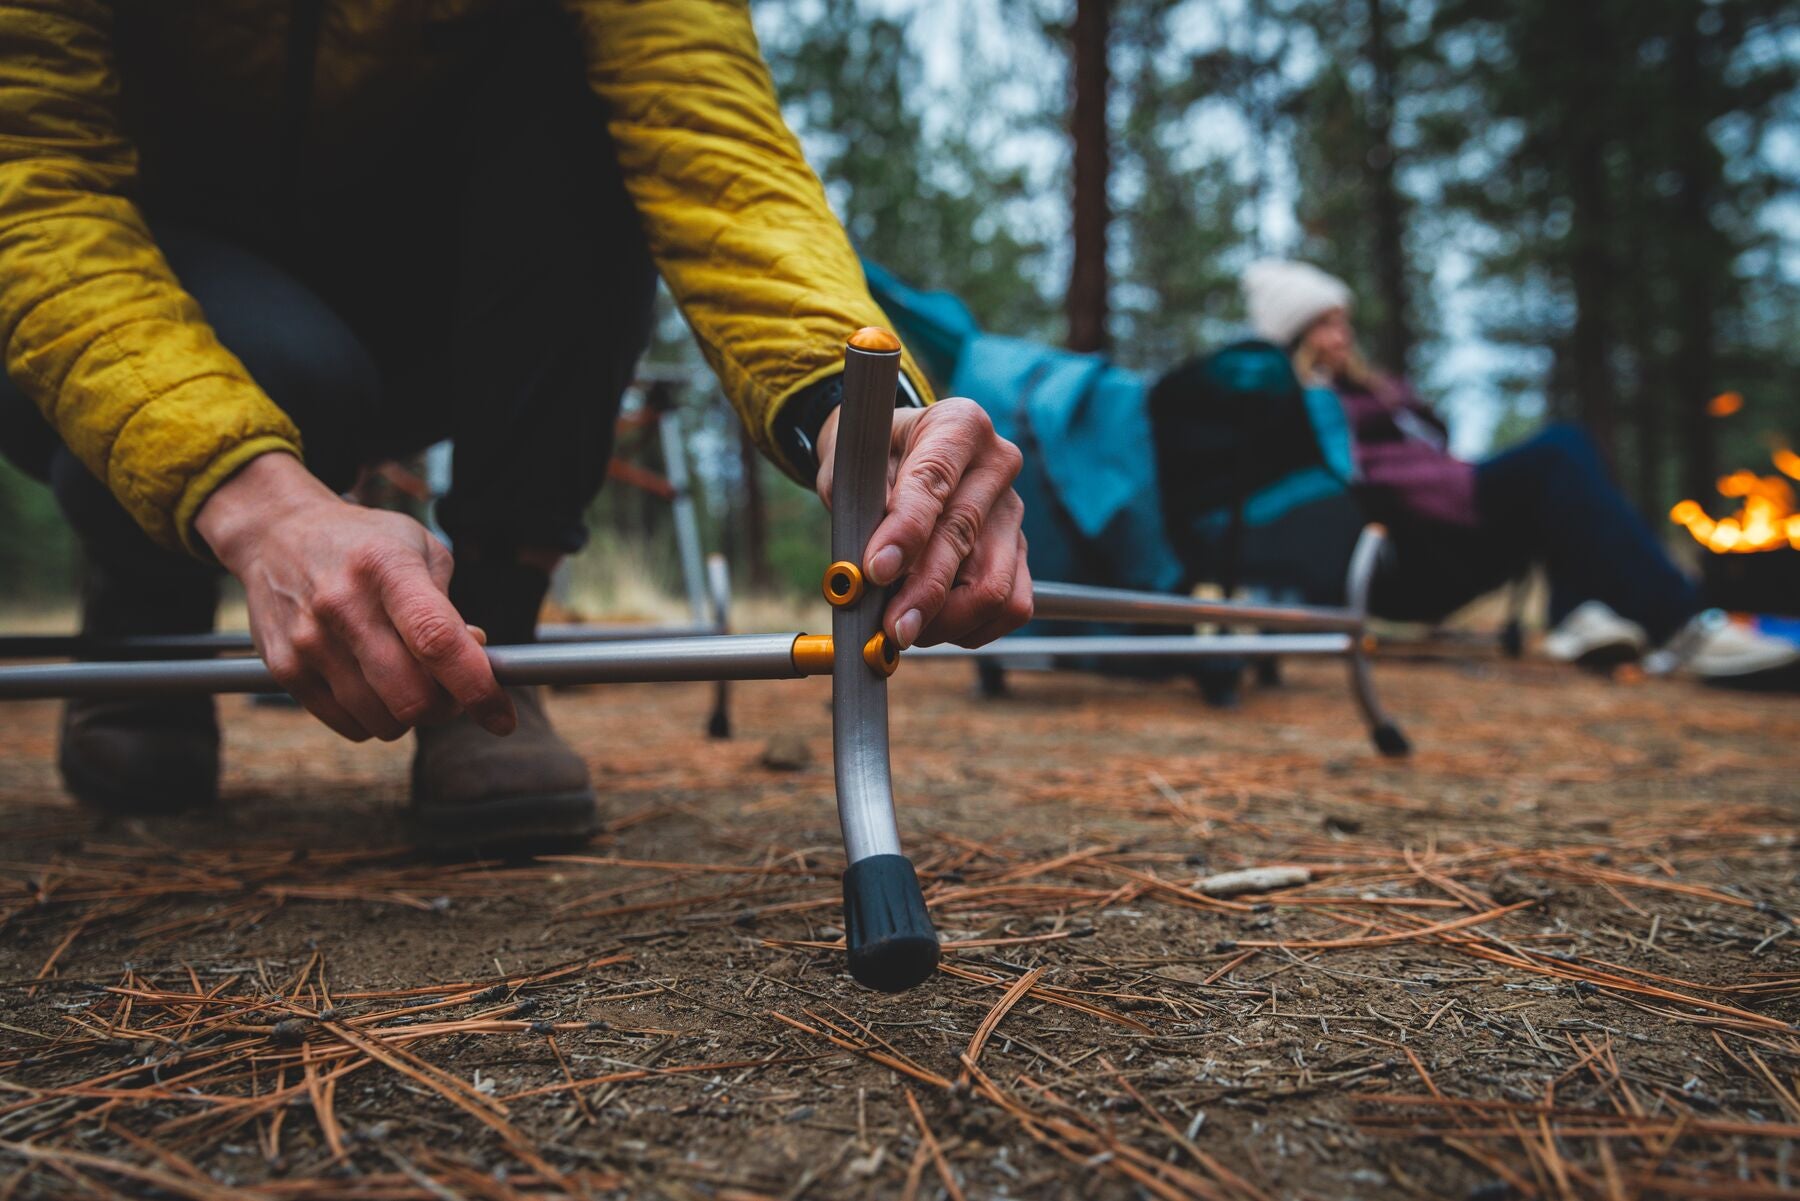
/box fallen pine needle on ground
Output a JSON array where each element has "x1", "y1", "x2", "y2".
[{"x1": 1, "y1": 655, "x2": 1795, "y2": 1199}]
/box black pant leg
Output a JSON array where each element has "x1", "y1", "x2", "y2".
[
  {"x1": 1474, "y1": 424, "x2": 1700, "y2": 641},
  {"x1": 431, "y1": 12, "x2": 659, "y2": 557},
  {"x1": 1369, "y1": 517, "x2": 1535, "y2": 625}
]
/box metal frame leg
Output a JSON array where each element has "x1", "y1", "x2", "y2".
[
  {"x1": 829, "y1": 330, "x2": 939, "y2": 992},
  {"x1": 1345, "y1": 525, "x2": 1410, "y2": 757},
  {"x1": 1500, "y1": 572, "x2": 1530, "y2": 659},
  {"x1": 660, "y1": 409, "x2": 712, "y2": 628},
  {"x1": 705, "y1": 553, "x2": 733, "y2": 739}
]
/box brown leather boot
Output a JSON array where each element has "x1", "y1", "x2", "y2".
[
  {"x1": 60, "y1": 696, "x2": 220, "y2": 815},
  {"x1": 58, "y1": 562, "x2": 220, "y2": 815},
  {"x1": 409, "y1": 554, "x2": 597, "y2": 855},
  {"x1": 409, "y1": 684, "x2": 598, "y2": 855}
]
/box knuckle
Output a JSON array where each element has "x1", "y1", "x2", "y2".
[
  {"x1": 265, "y1": 651, "x2": 303, "y2": 687},
  {"x1": 406, "y1": 611, "x2": 465, "y2": 664},
  {"x1": 939, "y1": 503, "x2": 983, "y2": 558},
  {"x1": 311, "y1": 584, "x2": 359, "y2": 627},
  {"x1": 971, "y1": 573, "x2": 1012, "y2": 613},
  {"x1": 940, "y1": 397, "x2": 986, "y2": 426},
  {"x1": 995, "y1": 437, "x2": 1024, "y2": 477},
  {"x1": 905, "y1": 454, "x2": 960, "y2": 503},
  {"x1": 289, "y1": 621, "x2": 327, "y2": 659},
  {"x1": 349, "y1": 541, "x2": 399, "y2": 580}
]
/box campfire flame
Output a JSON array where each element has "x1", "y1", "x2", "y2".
[{"x1": 1670, "y1": 449, "x2": 1800, "y2": 553}]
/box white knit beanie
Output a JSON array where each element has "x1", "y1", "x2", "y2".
[{"x1": 1240, "y1": 260, "x2": 1353, "y2": 347}]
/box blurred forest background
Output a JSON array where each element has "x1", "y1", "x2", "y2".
[{"x1": 2, "y1": 0, "x2": 1796, "y2": 610}]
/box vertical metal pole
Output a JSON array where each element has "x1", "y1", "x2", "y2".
[
  {"x1": 422, "y1": 439, "x2": 453, "y2": 543},
  {"x1": 660, "y1": 409, "x2": 711, "y2": 628},
  {"x1": 831, "y1": 329, "x2": 939, "y2": 992},
  {"x1": 705, "y1": 552, "x2": 733, "y2": 739},
  {"x1": 1345, "y1": 525, "x2": 1410, "y2": 757}
]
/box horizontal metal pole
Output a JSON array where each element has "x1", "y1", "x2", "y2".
[
  {"x1": 0, "y1": 634, "x2": 811, "y2": 701},
  {"x1": 912, "y1": 633, "x2": 1354, "y2": 660},
  {"x1": 1030, "y1": 582, "x2": 1364, "y2": 633},
  {"x1": 0, "y1": 622, "x2": 722, "y2": 661}
]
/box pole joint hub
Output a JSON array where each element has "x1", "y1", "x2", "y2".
[{"x1": 822, "y1": 561, "x2": 865, "y2": 607}]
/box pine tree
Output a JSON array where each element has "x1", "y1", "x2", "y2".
[{"x1": 1427, "y1": 0, "x2": 1797, "y2": 510}]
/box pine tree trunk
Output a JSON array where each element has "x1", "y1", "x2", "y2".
[
  {"x1": 1364, "y1": 0, "x2": 1411, "y2": 376},
  {"x1": 1670, "y1": 5, "x2": 1716, "y2": 502},
  {"x1": 1067, "y1": 0, "x2": 1111, "y2": 353},
  {"x1": 1629, "y1": 291, "x2": 1664, "y2": 519},
  {"x1": 1567, "y1": 3, "x2": 1616, "y2": 465}
]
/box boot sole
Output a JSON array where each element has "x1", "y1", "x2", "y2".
[
  {"x1": 410, "y1": 789, "x2": 600, "y2": 859},
  {"x1": 59, "y1": 740, "x2": 219, "y2": 817}
]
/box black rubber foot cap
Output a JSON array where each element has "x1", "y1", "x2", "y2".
[
  {"x1": 706, "y1": 708, "x2": 731, "y2": 739},
  {"x1": 1193, "y1": 660, "x2": 1243, "y2": 708},
  {"x1": 1372, "y1": 721, "x2": 1412, "y2": 758},
  {"x1": 842, "y1": 854, "x2": 940, "y2": 992}
]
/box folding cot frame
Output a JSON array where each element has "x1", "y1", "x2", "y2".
[
  {"x1": 0, "y1": 331, "x2": 1407, "y2": 992},
  {"x1": 0, "y1": 387, "x2": 740, "y2": 737}
]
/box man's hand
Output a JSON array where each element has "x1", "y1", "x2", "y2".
[
  {"x1": 194, "y1": 453, "x2": 514, "y2": 742},
  {"x1": 815, "y1": 398, "x2": 1032, "y2": 649}
]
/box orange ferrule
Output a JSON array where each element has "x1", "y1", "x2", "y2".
[{"x1": 791, "y1": 634, "x2": 835, "y2": 675}]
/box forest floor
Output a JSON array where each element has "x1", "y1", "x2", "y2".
[{"x1": 2, "y1": 647, "x2": 1797, "y2": 1200}]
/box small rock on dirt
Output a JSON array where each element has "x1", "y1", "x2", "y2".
[{"x1": 760, "y1": 733, "x2": 812, "y2": 771}]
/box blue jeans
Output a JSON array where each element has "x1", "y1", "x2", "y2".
[
  {"x1": 0, "y1": 13, "x2": 655, "y2": 591},
  {"x1": 1371, "y1": 424, "x2": 1701, "y2": 642}
]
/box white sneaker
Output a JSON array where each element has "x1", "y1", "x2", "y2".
[
  {"x1": 1645, "y1": 609, "x2": 1800, "y2": 679},
  {"x1": 1542, "y1": 601, "x2": 1648, "y2": 667}
]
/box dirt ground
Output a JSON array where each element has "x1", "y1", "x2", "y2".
[{"x1": 2, "y1": 650, "x2": 1797, "y2": 1200}]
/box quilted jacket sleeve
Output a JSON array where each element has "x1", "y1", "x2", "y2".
[
  {"x1": 0, "y1": 0, "x2": 302, "y2": 554},
  {"x1": 564, "y1": 0, "x2": 934, "y2": 481}
]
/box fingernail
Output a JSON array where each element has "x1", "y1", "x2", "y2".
[
  {"x1": 896, "y1": 609, "x2": 923, "y2": 649},
  {"x1": 868, "y1": 545, "x2": 903, "y2": 584},
  {"x1": 483, "y1": 712, "x2": 515, "y2": 737}
]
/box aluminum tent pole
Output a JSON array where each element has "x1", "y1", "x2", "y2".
[
  {"x1": 912, "y1": 633, "x2": 1354, "y2": 659},
  {"x1": 1030, "y1": 582, "x2": 1363, "y2": 632},
  {"x1": 660, "y1": 408, "x2": 713, "y2": 628},
  {"x1": 704, "y1": 552, "x2": 734, "y2": 739},
  {"x1": 0, "y1": 634, "x2": 821, "y2": 701},
  {"x1": 825, "y1": 328, "x2": 939, "y2": 993},
  {"x1": 0, "y1": 622, "x2": 728, "y2": 660},
  {"x1": 1343, "y1": 524, "x2": 1410, "y2": 757}
]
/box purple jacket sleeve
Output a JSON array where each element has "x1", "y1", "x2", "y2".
[{"x1": 1337, "y1": 376, "x2": 1478, "y2": 528}]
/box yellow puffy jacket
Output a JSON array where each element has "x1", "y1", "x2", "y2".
[{"x1": 0, "y1": 0, "x2": 931, "y2": 555}]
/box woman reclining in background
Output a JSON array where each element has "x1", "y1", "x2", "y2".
[{"x1": 1240, "y1": 260, "x2": 1798, "y2": 681}]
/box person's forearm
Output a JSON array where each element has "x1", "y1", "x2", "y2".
[{"x1": 193, "y1": 452, "x2": 336, "y2": 565}]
